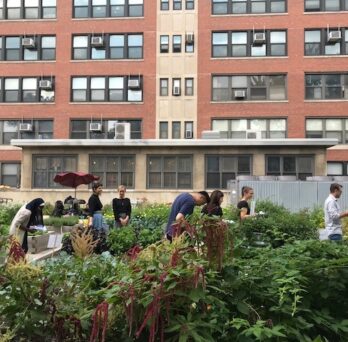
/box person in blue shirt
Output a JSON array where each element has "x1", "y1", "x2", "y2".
[{"x1": 166, "y1": 191, "x2": 210, "y2": 241}]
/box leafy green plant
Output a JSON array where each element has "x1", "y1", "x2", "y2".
[
  {"x1": 44, "y1": 216, "x2": 79, "y2": 227},
  {"x1": 107, "y1": 227, "x2": 137, "y2": 255}
]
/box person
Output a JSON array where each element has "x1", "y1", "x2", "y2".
[
  {"x1": 166, "y1": 191, "x2": 210, "y2": 241},
  {"x1": 88, "y1": 181, "x2": 105, "y2": 230},
  {"x1": 237, "y1": 186, "x2": 254, "y2": 220},
  {"x1": 112, "y1": 185, "x2": 132, "y2": 228},
  {"x1": 201, "y1": 190, "x2": 224, "y2": 217},
  {"x1": 52, "y1": 200, "x2": 65, "y2": 217},
  {"x1": 324, "y1": 183, "x2": 348, "y2": 241},
  {"x1": 9, "y1": 198, "x2": 45, "y2": 253}
]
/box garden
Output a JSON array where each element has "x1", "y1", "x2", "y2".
[{"x1": 1, "y1": 201, "x2": 348, "y2": 341}]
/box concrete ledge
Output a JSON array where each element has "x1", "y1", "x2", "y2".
[{"x1": 27, "y1": 246, "x2": 62, "y2": 263}]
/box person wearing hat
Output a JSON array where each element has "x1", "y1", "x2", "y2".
[{"x1": 9, "y1": 198, "x2": 45, "y2": 253}]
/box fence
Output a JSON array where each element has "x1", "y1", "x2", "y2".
[{"x1": 228, "y1": 176, "x2": 348, "y2": 212}]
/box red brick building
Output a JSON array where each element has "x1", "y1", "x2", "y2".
[{"x1": 0, "y1": 0, "x2": 346, "y2": 203}]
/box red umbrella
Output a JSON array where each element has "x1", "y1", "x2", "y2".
[{"x1": 53, "y1": 172, "x2": 100, "y2": 197}]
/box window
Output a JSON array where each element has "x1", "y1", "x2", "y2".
[
  {"x1": 327, "y1": 162, "x2": 348, "y2": 176},
  {"x1": 172, "y1": 121, "x2": 181, "y2": 138},
  {"x1": 73, "y1": 0, "x2": 143, "y2": 18},
  {"x1": 90, "y1": 155, "x2": 135, "y2": 188},
  {"x1": 172, "y1": 78, "x2": 181, "y2": 96},
  {"x1": 306, "y1": 118, "x2": 348, "y2": 144},
  {"x1": 305, "y1": 74, "x2": 348, "y2": 100},
  {"x1": 147, "y1": 155, "x2": 192, "y2": 189},
  {"x1": 160, "y1": 78, "x2": 168, "y2": 96},
  {"x1": 159, "y1": 122, "x2": 168, "y2": 139},
  {"x1": 33, "y1": 155, "x2": 77, "y2": 188},
  {"x1": 184, "y1": 121, "x2": 193, "y2": 138},
  {"x1": 266, "y1": 155, "x2": 314, "y2": 180},
  {"x1": 206, "y1": 155, "x2": 251, "y2": 189},
  {"x1": 72, "y1": 34, "x2": 143, "y2": 60},
  {"x1": 0, "y1": 35, "x2": 55, "y2": 61},
  {"x1": 212, "y1": 30, "x2": 287, "y2": 58},
  {"x1": 0, "y1": 0, "x2": 56, "y2": 19},
  {"x1": 173, "y1": 0, "x2": 181, "y2": 10},
  {"x1": 161, "y1": 0, "x2": 169, "y2": 10},
  {"x1": 71, "y1": 75, "x2": 143, "y2": 102},
  {"x1": 70, "y1": 119, "x2": 142, "y2": 139},
  {"x1": 212, "y1": 0, "x2": 286, "y2": 14},
  {"x1": 185, "y1": 33, "x2": 194, "y2": 52},
  {"x1": 186, "y1": 0, "x2": 194, "y2": 9},
  {"x1": 173, "y1": 35, "x2": 182, "y2": 52},
  {"x1": 0, "y1": 163, "x2": 20, "y2": 188},
  {"x1": 212, "y1": 118, "x2": 287, "y2": 138},
  {"x1": 212, "y1": 74, "x2": 287, "y2": 101},
  {"x1": 305, "y1": 28, "x2": 348, "y2": 56},
  {"x1": 185, "y1": 78, "x2": 194, "y2": 96},
  {"x1": 0, "y1": 76, "x2": 54, "y2": 103},
  {"x1": 305, "y1": 0, "x2": 348, "y2": 11},
  {"x1": 160, "y1": 35, "x2": 169, "y2": 53}
]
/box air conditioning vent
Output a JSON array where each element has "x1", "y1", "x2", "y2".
[
  {"x1": 173, "y1": 86, "x2": 181, "y2": 96},
  {"x1": 128, "y1": 79, "x2": 141, "y2": 89},
  {"x1": 39, "y1": 80, "x2": 52, "y2": 89},
  {"x1": 114, "y1": 122, "x2": 131, "y2": 140},
  {"x1": 22, "y1": 38, "x2": 36, "y2": 48},
  {"x1": 19, "y1": 123, "x2": 33, "y2": 132},
  {"x1": 253, "y1": 32, "x2": 266, "y2": 45},
  {"x1": 89, "y1": 123, "x2": 102, "y2": 132},
  {"x1": 327, "y1": 31, "x2": 341, "y2": 43},
  {"x1": 91, "y1": 36, "x2": 104, "y2": 47},
  {"x1": 185, "y1": 33, "x2": 194, "y2": 44},
  {"x1": 246, "y1": 129, "x2": 262, "y2": 139},
  {"x1": 185, "y1": 130, "x2": 193, "y2": 139},
  {"x1": 234, "y1": 90, "x2": 246, "y2": 99}
]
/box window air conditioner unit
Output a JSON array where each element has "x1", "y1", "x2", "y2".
[
  {"x1": 89, "y1": 123, "x2": 102, "y2": 132},
  {"x1": 91, "y1": 36, "x2": 104, "y2": 47},
  {"x1": 128, "y1": 79, "x2": 141, "y2": 89},
  {"x1": 22, "y1": 37, "x2": 36, "y2": 48},
  {"x1": 234, "y1": 90, "x2": 246, "y2": 99},
  {"x1": 185, "y1": 33, "x2": 194, "y2": 44},
  {"x1": 19, "y1": 123, "x2": 33, "y2": 132},
  {"x1": 185, "y1": 130, "x2": 193, "y2": 139},
  {"x1": 253, "y1": 32, "x2": 266, "y2": 45},
  {"x1": 173, "y1": 86, "x2": 181, "y2": 96},
  {"x1": 39, "y1": 80, "x2": 52, "y2": 89},
  {"x1": 246, "y1": 129, "x2": 262, "y2": 139},
  {"x1": 327, "y1": 31, "x2": 341, "y2": 43},
  {"x1": 114, "y1": 122, "x2": 131, "y2": 140}
]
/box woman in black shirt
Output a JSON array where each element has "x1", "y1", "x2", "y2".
[
  {"x1": 88, "y1": 181, "x2": 104, "y2": 230},
  {"x1": 112, "y1": 185, "x2": 132, "y2": 228},
  {"x1": 237, "y1": 186, "x2": 254, "y2": 220},
  {"x1": 202, "y1": 190, "x2": 224, "y2": 217}
]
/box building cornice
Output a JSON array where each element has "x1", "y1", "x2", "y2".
[{"x1": 11, "y1": 138, "x2": 338, "y2": 148}]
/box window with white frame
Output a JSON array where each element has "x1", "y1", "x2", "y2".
[
  {"x1": 212, "y1": 118, "x2": 287, "y2": 138},
  {"x1": 305, "y1": 29, "x2": 348, "y2": 56},
  {"x1": 306, "y1": 118, "x2": 348, "y2": 143},
  {"x1": 212, "y1": 74, "x2": 287, "y2": 101},
  {"x1": 73, "y1": 0, "x2": 143, "y2": 18},
  {"x1": 327, "y1": 162, "x2": 348, "y2": 176},
  {"x1": 71, "y1": 75, "x2": 143, "y2": 102},
  {"x1": 0, "y1": 162, "x2": 20, "y2": 188},
  {"x1": 0, "y1": 0, "x2": 56, "y2": 19},
  {"x1": 212, "y1": 0, "x2": 286, "y2": 15},
  {"x1": 212, "y1": 30, "x2": 286, "y2": 58},
  {"x1": 305, "y1": 74, "x2": 348, "y2": 100}
]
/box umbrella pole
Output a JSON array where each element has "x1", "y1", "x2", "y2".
[{"x1": 74, "y1": 187, "x2": 77, "y2": 199}]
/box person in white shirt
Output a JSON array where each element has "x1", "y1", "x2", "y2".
[{"x1": 324, "y1": 183, "x2": 348, "y2": 241}]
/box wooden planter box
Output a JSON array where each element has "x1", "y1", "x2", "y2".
[
  {"x1": 47, "y1": 225, "x2": 77, "y2": 234},
  {"x1": 28, "y1": 232, "x2": 54, "y2": 254}
]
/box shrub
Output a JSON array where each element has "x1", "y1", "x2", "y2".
[
  {"x1": 44, "y1": 215, "x2": 79, "y2": 227},
  {"x1": 107, "y1": 227, "x2": 137, "y2": 255}
]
